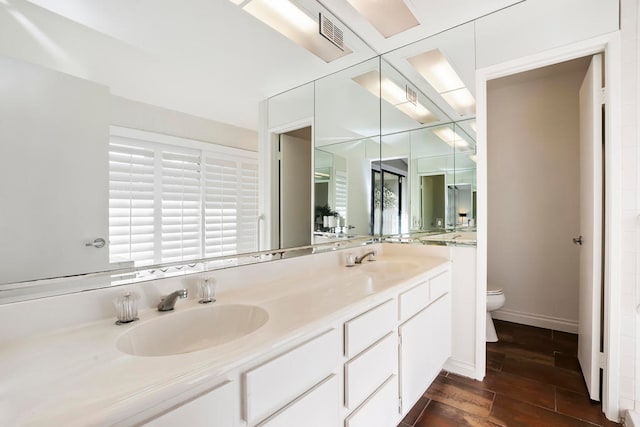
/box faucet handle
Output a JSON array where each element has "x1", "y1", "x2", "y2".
[{"x1": 199, "y1": 278, "x2": 216, "y2": 304}]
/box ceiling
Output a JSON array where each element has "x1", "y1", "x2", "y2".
[{"x1": 3, "y1": 0, "x2": 522, "y2": 131}]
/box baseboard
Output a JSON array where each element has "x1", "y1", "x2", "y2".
[
  {"x1": 444, "y1": 358, "x2": 478, "y2": 380},
  {"x1": 626, "y1": 410, "x2": 640, "y2": 427},
  {"x1": 492, "y1": 308, "x2": 579, "y2": 334}
]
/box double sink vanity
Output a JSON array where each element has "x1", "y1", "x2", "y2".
[{"x1": 0, "y1": 242, "x2": 466, "y2": 427}]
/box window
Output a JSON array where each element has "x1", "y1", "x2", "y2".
[{"x1": 108, "y1": 127, "x2": 258, "y2": 267}]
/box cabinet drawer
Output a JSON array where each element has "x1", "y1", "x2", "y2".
[
  {"x1": 244, "y1": 329, "x2": 338, "y2": 424},
  {"x1": 258, "y1": 375, "x2": 339, "y2": 427},
  {"x1": 345, "y1": 333, "x2": 397, "y2": 410},
  {"x1": 344, "y1": 300, "x2": 395, "y2": 358},
  {"x1": 141, "y1": 381, "x2": 236, "y2": 427},
  {"x1": 398, "y1": 281, "x2": 429, "y2": 322},
  {"x1": 430, "y1": 271, "x2": 450, "y2": 302},
  {"x1": 345, "y1": 375, "x2": 399, "y2": 427}
]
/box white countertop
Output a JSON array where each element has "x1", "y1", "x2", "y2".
[{"x1": 0, "y1": 251, "x2": 449, "y2": 426}]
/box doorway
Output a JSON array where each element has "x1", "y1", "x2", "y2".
[
  {"x1": 278, "y1": 126, "x2": 312, "y2": 248},
  {"x1": 372, "y1": 158, "x2": 408, "y2": 236},
  {"x1": 485, "y1": 54, "x2": 606, "y2": 405}
]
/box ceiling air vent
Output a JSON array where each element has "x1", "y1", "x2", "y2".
[
  {"x1": 319, "y1": 13, "x2": 344, "y2": 51},
  {"x1": 406, "y1": 86, "x2": 418, "y2": 105}
]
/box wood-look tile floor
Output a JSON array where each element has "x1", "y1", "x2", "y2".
[{"x1": 398, "y1": 320, "x2": 621, "y2": 427}]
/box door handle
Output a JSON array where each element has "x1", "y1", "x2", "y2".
[
  {"x1": 86, "y1": 238, "x2": 106, "y2": 248},
  {"x1": 573, "y1": 236, "x2": 583, "y2": 246}
]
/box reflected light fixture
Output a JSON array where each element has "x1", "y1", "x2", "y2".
[
  {"x1": 346, "y1": 0, "x2": 419, "y2": 38},
  {"x1": 408, "y1": 49, "x2": 476, "y2": 116},
  {"x1": 433, "y1": 126, "x2": 470, "y2": 150},
  {"x1": 469, "y1": 154, "x2": 477, "y2": 162},
  {"x1": 353, "y1": 70, "x2": 437, "y2": 124},
  {"x1": 234, "y1": 0, "x2": 351, "y2": 62}
]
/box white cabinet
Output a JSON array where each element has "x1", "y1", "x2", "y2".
[
  {"x1": 142, "y1": 381, "x2": 237, "y2": 427},
  {"x1": 344, "y1": 299, "x2": 395, "y2": 358},
  {"x1": 244, "y1": 329, "x2": 338, "y2": 425},
  {"x1": 258, "y1": 375, "x2": 339, "y2": 427},
  {"x1": 399, "y1": 273, "x2": 452, "y2": 414},
  {"x1": 345, "y1": 375, "x2": 399, "y2": 427},
  {"x1": 344, "y1": 333, "x2": 397, "y2": 409},
  {"x1": 343, "y1": 300, "x2": 399, "y2": 425}
]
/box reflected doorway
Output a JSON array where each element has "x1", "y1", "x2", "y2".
[
  {"x1": 279, "y1": 126, "x2": 312, "y2": 248},
  {"x1": 372, "y1": 158, "x2": 408, "y2": 236},
  {"x1": 420, "y1": 174, "x2": 445, "y2": 230}
]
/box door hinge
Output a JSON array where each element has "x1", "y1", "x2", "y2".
[
  {"x1": 600, "y1": 87, "x2": 606, "y2": 105},
  {"x1": 599, "y1": 352, "x2": 606, "y2": 369}
]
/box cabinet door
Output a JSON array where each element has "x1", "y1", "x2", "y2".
[
  {"x1": 143, "y1": 381, "x2": 237, "y2": 427},
  {"x1": 399, "y1": 293, "x2": 451, "y2": 414}
]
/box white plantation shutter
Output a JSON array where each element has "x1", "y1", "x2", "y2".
[
  {"x1": 335, "y1": 170, "x2": 348, "y2": 224},
  {"x1": 109, "y1": 141, "x2": 156, "y2": 265},
  {"x1": 237, "y1": 161, "x2": 259, "y2": 253},
  {"x1": 161, "y1": 150, "x2": 203, "y2": 263},
  {"x1": 108, "y1": 127, "x2": 258, "y2": 267},
  {"x1": 204, "y1": 157, "x2": 238, "y2": 257}
]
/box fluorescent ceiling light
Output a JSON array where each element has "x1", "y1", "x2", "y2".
[
  {"x1": 441, "y1": 87, "x2": 476, "y2": 116},
  {"x1": 408, "y1": 49, "x2": 475, "y2": 116},
  {"x1": 353, "y1": 70, "x2": 437, "y2": 124},
  {"x1": 347, "y1": 0, "x2": 419, "y2": 38},
  {"x1": 241, "y1": 0, "x2": 351, "y2": 62},
  {"x1": 433, "y1": 127, "x2": 470, "y2": 150}
]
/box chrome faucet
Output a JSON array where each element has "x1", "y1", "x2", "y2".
[
  {"x1": 355, "y1": 250, "x2": 377, "y2": 264},
  {"x1": 157, "y1": 289, "x2": 188, "y2": 311}
]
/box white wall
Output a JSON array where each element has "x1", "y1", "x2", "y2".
[
  {"x1": 112, "y1": 97, "x2": 258, "y2": 152},
  {"x1": 475, "y1": 0, "x2": 619, "y2": 68},
  {"x1": 487, "y1": 60, "x2": 588, "y2": 332}
]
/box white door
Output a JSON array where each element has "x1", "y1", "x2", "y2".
[
  {"x1": 577, "y1": 53, "x2": 603, "y2": 401},
  {"x1": 279, "y1": 133, "x2": 312, "y2": 248}
]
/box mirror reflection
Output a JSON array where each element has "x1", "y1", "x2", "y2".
[{"x1": 0, "y1": 0, "x2": 479, "y2": 299}]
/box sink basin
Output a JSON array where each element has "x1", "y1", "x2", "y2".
[
  {"x1": 117, "y1": 304, "x2": 269, "y2": 357},
  {"x1": 357, "y1": 260, "x2": 419, "y2": 274}
]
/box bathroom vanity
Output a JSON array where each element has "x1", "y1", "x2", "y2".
[{"x1": 0, "y1": 243, "x2": 453, "y2": 427}]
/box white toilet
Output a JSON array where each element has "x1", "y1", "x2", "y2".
[{"x1": 486, "y1": 289, "x2": 506, "y2": 342}]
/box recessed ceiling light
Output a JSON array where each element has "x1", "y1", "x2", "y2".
[
  {"x1": 433, "y1": 126, "x2": 470, "y2": 149},
  {"x1": 408, "y1": 49, "x2": 475, "y2": 116},
  {"x1": 239, "y1": 0, "x2": 351, "y2": 62},
  {"x1": 347, "y1": 0, "x2": 419, "y2": 38},
  {"x1": 353, "y1": 70, "x2": 438, "y2": 124}
]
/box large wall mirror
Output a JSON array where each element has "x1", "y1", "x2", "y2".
[
  {"x1": 0, "y1": 0, "x2": 478, "y2": 302},
  {"x1": 0, "y1": 0, "x2": 376, "y2": 290}
]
